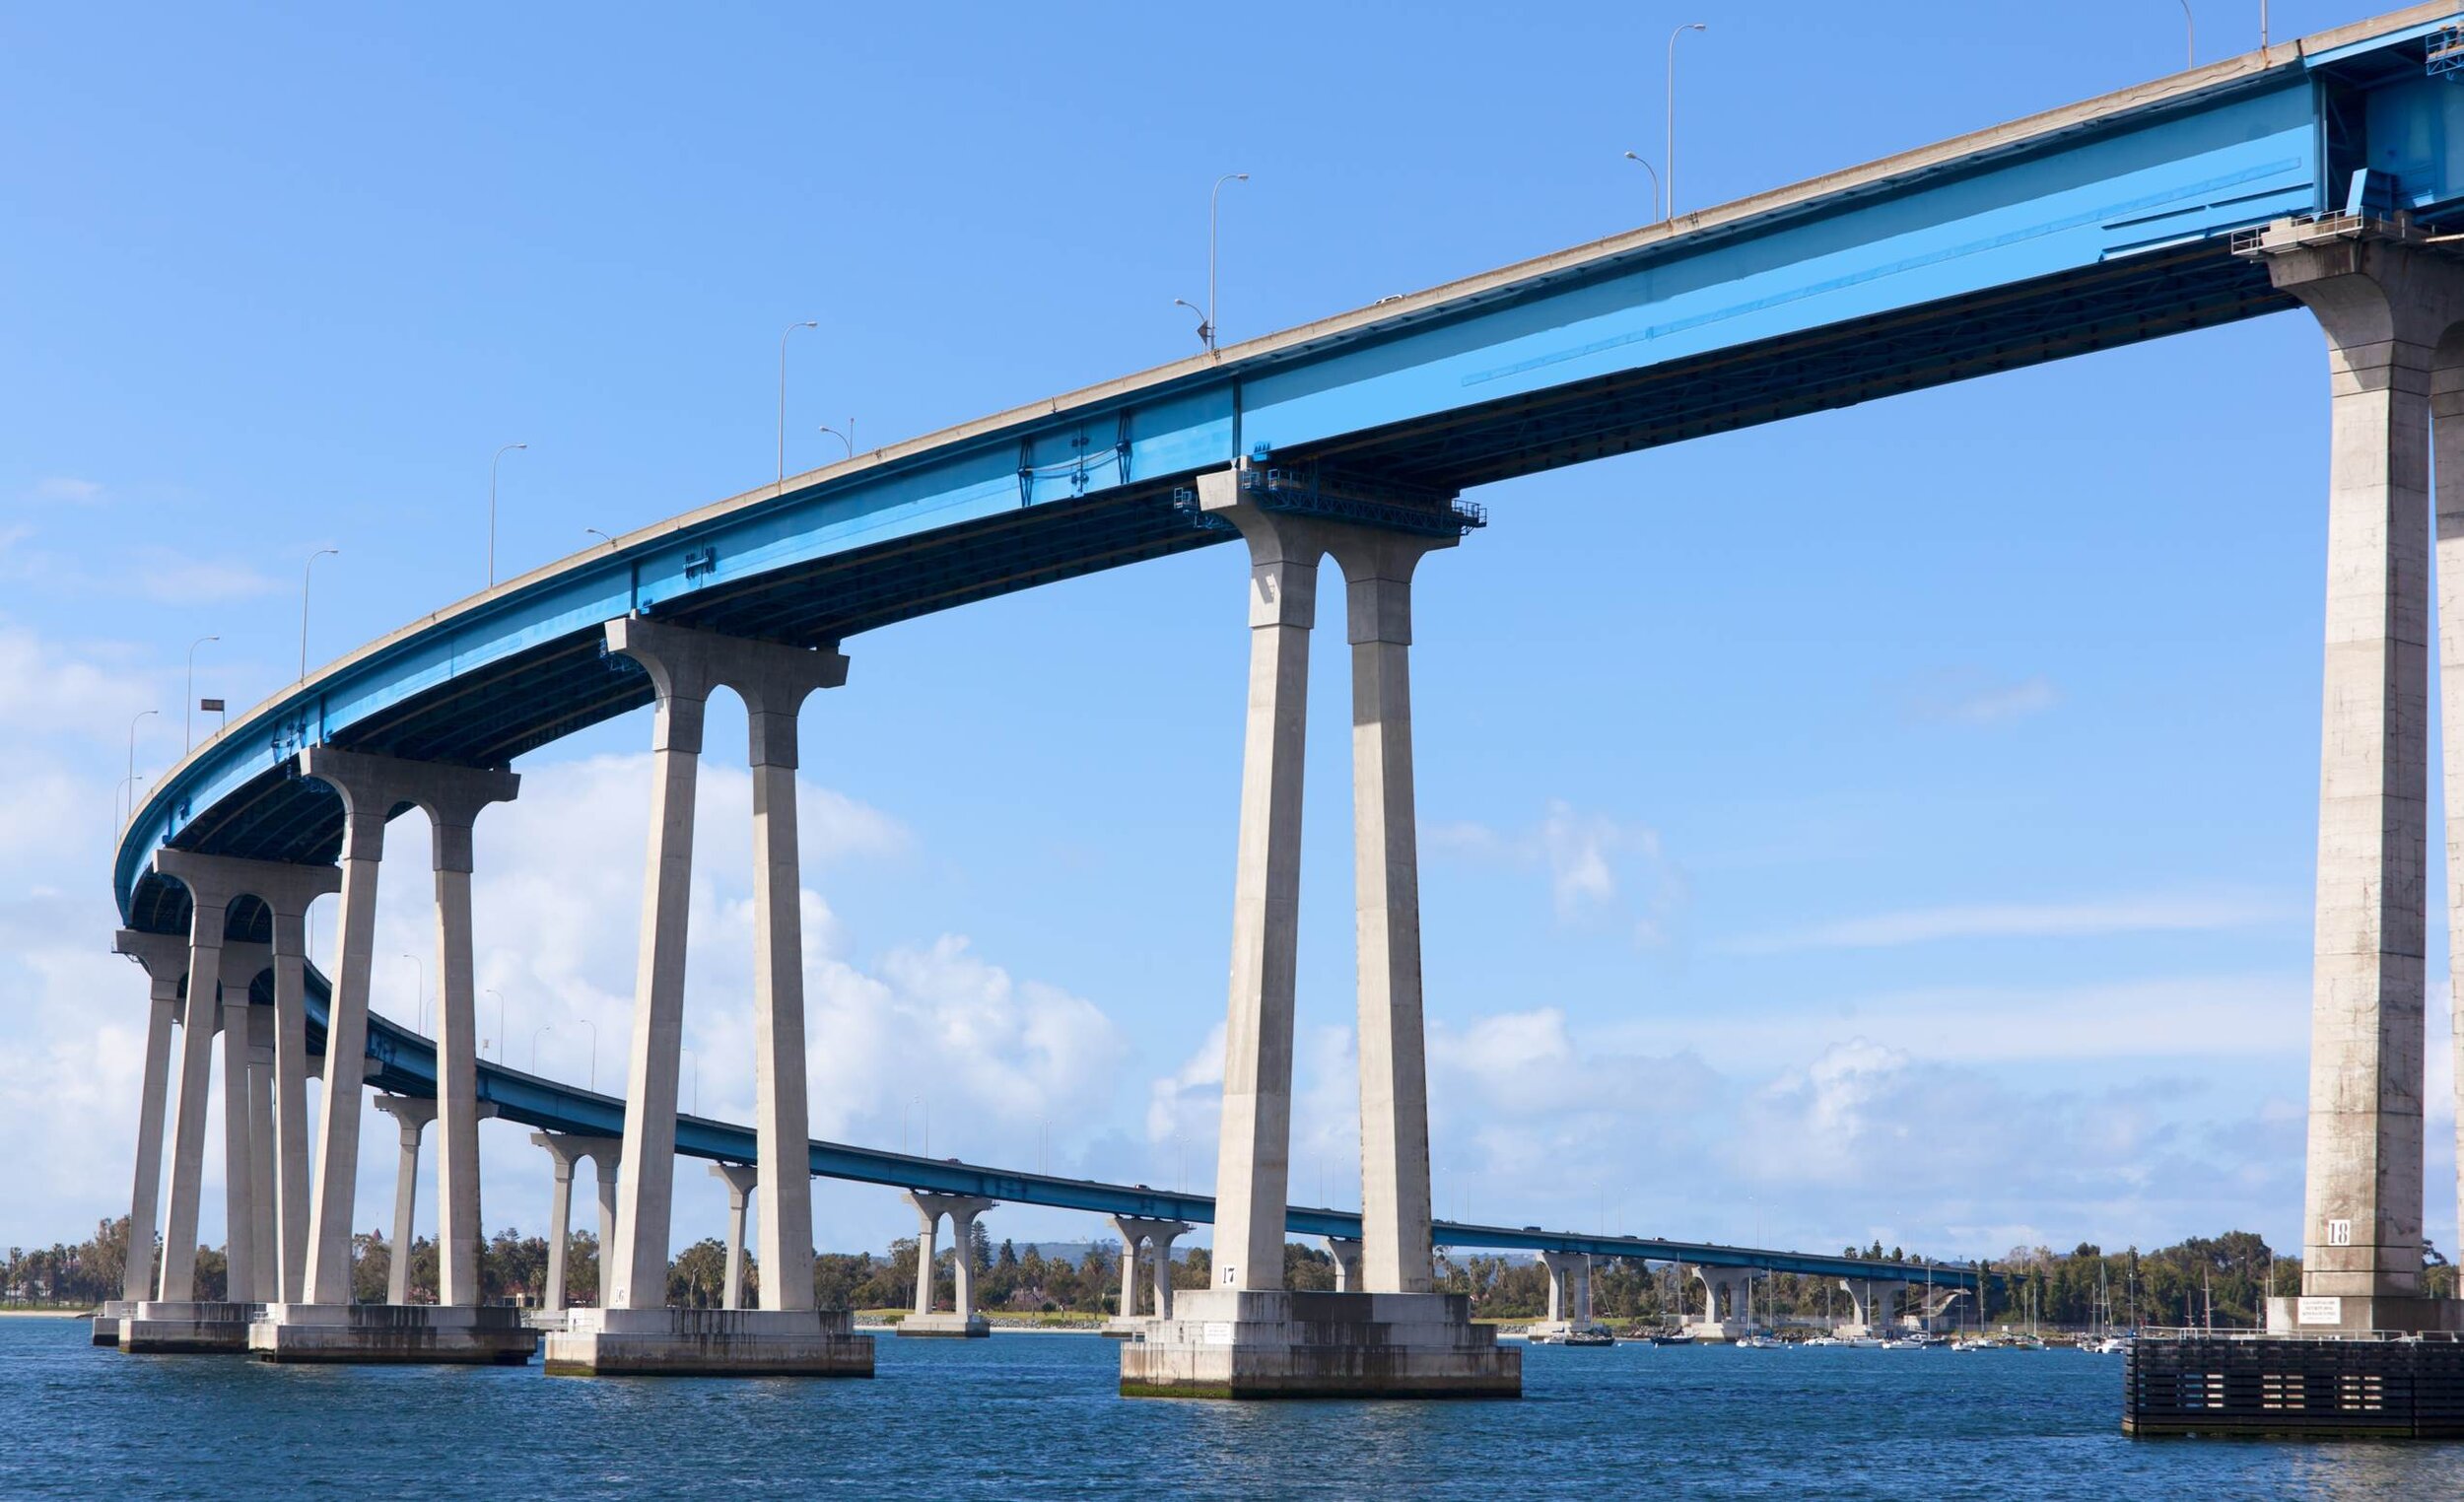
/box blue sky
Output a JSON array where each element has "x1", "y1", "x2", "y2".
[{"x1": 0, "y1": 1, "x2": 2440, "y2": 1269}]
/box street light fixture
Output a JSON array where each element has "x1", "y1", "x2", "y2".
[
  {"x1": 2179, "y1": 0, "x2": 2195, "y2": 68},
  {"x1": 299, "y1": 548, "x2": 338, "y2": 681},
  {"x1": 1175, "y1": 172, "x2": 1249, "y2": 352},
  {"x1": 488, "y1": 443, "x2": 529, "y2": 587},
  {"x1": 1668, "y1": 23, "x2": 1708, "y2": 219},
  {"x1": 583, "y1": 527, "x2": 615, "y2": 550},
  {"x1": 816, "y1": 421, "x2": 856, "y2": 460},
  {"x1": 183, "y1": 636, "x2": 218, "y2": 752},
  {"x1": 1622, "y1": 152, "x2": 1665, "y2": 222},
  {"x1": 779, "y1": 320, "x2": 819, "y2": 490},
  {"x1": 531, "y1": 1023, "x2": 552, "y2": 1072},
  {"x1": 575, "y1": 1015, "x2": 598, "y2": 1093}
]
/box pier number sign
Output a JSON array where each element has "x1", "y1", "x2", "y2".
[
  {"x1": 2297, "y1": 1296, "x2": 2343, "y2": 1326},
  {"x1": 2328, "y1": 1218, "x2": 2353, "y2": 1247}
]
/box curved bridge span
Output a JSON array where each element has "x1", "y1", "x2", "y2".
[{"x1": 97, "y1": 9, "x2": 2464, "y2": 1378}]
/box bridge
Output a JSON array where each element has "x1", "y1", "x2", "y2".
[{"x1": 92, "y1": 5, "x2": 2464, "y2": 1396}]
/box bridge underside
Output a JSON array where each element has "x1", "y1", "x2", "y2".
[{"x1": 128, "y1": 242, "x2": 2288, "y2": 937}]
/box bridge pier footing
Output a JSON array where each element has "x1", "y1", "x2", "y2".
[
  {"x1": 543, "y1": 1307, "x2": 873, "y2": 1377},
  {"x1": 248, "y1": 1302, "x2": 536, "y2": 1364},
  {"x1": 1123, "y1": 1289, "x2": 1517, "y2": 1399},
  {"x1": 119, "y1": 1300, "x2": 255, "y2": 1354}
]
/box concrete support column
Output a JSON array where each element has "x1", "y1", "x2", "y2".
[
  {"x1": 156, "y1": 879, "x2": 230, "y2": 1303},
  {"x1": 1538, "y1": 1252, "x2": 1591, "y2": 1326},
  {"x1": 1113, "y1": 1223, "x2": 1143, "y2": 1317},
  {"x1": 302, "y1": 750, "x2": 391, "y2": 1306},
  {"x1": 912, "y1": 1202, "x2": 940, "y2": 1315},
  {"x1": 1326, "y1": 1235, "x2": 1363, "y2": 1294},
  {"x1": 1200, "y1": 468, "x2": 1325, "y2": 1293},
  {"x1": 602, "y1": 617, "x2": 845, "y2": 1314},
  {"x1": 267, "y1": 896, "x2": 326, "y2": 1303},
  {"x1": 2254, "y1": 232, "x2": 2464, "y2": 1330},
  {"x1": 739, "y1": 657, "x2": 840, "y2": 1315},
  {"x1": 1148, "y1": 1225, "x2": 1180, "y2": 1320},
  {"x1": 593, "y1": 1151, "x2": 620, "y2": 1280},
  {"x1": 540, "y1": 1142, "x2": 576, "y2": 1314},
  {"x1": 215, "y1": 988, "x2": 255, "y2": 1303},
  {"x1": 712, "y1": 1163, "x2": 759, "y2": 1311},
  {"x1": 1328, "y1": 530, "x2": 1450, "y2": 1296},
  {"x1": 374, "y1": 1095, "x2": 436, "y2": 1305},
  {"x1": 425, "y1": 781, "x2": 517, "y2": 1308},
  {"x1": 951, "y1": 1205, "x2": 986, "y2": 1321},
  {"x1": 112, "y1": 930, "x2": 187, "y2": 1304},
  {"x1": 1543, "y1": 1258, "x2": 1565, "y2": 1323},
  {"x1": 243, "y1": 999, "x2": 277, "y2": 1301},
  {"x1": 2430, "y1": 330, "x2": 2464, "y2": 1280}
]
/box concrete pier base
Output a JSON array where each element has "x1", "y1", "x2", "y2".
[
  {"x1": 119, "y1": 1301, "x2": 256, "y2": 1353},
  {"x1": 1121, "y1": 1289, "x2": 1520, "y2": 1400},
  {"x1": 543, "y1": 1306, "x2": 874, "y2": 1377},
  {"x1": 249, "y1": 1303, "x2": 537, "y2": 1364},
  {"x1": 897, "y1": 1311, "x2": 991, "y2": 1338},
  {"x1": 1099, "y1": 1316, "x2": 1152, "y2": 1339},
  {"x1": 1681, "y1": 1321, "x2": 1748, "y2": 1344},
  {"x1": 92, "y1": 1300, "x2": 133, "y2": 1346},
  {"x1": 2265, "y1": 1294, "x2": 2464, "y2": 1335}
]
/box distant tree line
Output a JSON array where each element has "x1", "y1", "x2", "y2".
[{"x1": 17, "y1": 1219, "x2": 2433, "y2": 1330}]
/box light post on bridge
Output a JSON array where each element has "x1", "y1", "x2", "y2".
[
  {"x1": 583, "y1": 527, "x2": 615, "y2": 550},
  {"x1": 531, "y1": 1023, "x2": 552, "y2": 1072},
  {"x1": 298, "y1": 547, "x2": 338, "y2": 681},
  {"x1": 1174, "y1": 171, "x2": 1249, "y2": 353},
  {"x1": 1667, "y1": 22, "x2": 1708, "y2": 218},
  {"x1": 183, "y1": 635, "x2": 217, "y2": 752},
  {"x1": 488, "y1": 442, "x2": 529, "y2": 587},
  {"x1": 123, "y1": 709, "x2": 157, "y2": 829},
  {"x1": 2179, "y1": 0, "x2": 2195, "y2": 68},
  {"x1": 1621, "y1": 152, "x2": 1665, "y2": 222},
  {"x1": 574, "y1": 1015, "x2": 597, "y2": 1093},
  {"x1": 778, "y1": 319, "x2": 819, "y2": 490},
  {"x1": 399, "y1": 952, "x2": 425, "y2": 1034},
  {"x1": 817, "y1": 421, "x2": 855, "y2": 460}
]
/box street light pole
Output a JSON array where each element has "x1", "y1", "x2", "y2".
[
  {"x1": 183, "y1": 636, "x2": 218, "y2": 752},
  {"x1": 124, "y1": 710, "x2": 158, "y2": 828},
  {"x1": 299, "y1": 548, "x2": 338, "y2": 681},
  {"x1": 779, "y1": 320, "x2": 819, "y2": 490},
  {"x1": 1207, "y1": 172, "x2": 1248, "y2": 353},
  {"x1": 531, "y1": 1023, "x2": 552, "y2": 1072},
  {"x1": 2180, "y1": 0, "x2": 2195, "y2": 68},
  {"x1": 817, "y1": 422, "x2": 855, "y2": 460},
  {"x1": 1668, "y1": 23, "x2": 1708, "y2": 219},
  {"x1": 1622, "y1": 152, "x2": 1665, "y2": 222},
  {"x1": 575, "y1": 1015, "x2": 598, "y2": 1093},
  {"x1": 488, "y1": 442, "x2": 529, "y2": 587},
  {"x1": 398, "y1": 952, "x2": 424, "y2": 1033}
]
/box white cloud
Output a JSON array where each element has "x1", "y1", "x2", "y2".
[
  {"x1": 1724, "y1": 892, "x2": 2293, "y2": 954},
  {"x1": 1429, "y1": 799, "x2": 1686, "y2": 947},
  {"x1": 28, "y1": 477, "x2": 103, "y2": 505},
  {"x1": 1900, "y1": 669, "x2": 2059, "y2": 725}
]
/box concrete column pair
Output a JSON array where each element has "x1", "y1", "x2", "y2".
[
  {"x1": 906, "y1": 1192, "x2": 992, "y2": 1319},
  {"x1": 1201, "y1": 464, "x2": 1460, "y2": 1296},
  {"x1": 602, "y1": 617, "x2": 847, "y2": 1315},
  {"x1": 375, "y1": 1096, "x2": 437, "y2": 1304},
  {"x1": 1540, "y1": 1251, "x2": 1590, "y2": 1326},
  {"x1": 146, "y1": 851, "x2": 339, "y2": 1305},
  {"x1": 530, "y1": 1131, "x2": 621, "y2": 1312},
  {"x1": 1107, "y1": 1214, "x2": 1189, "y2": 1319},
  {"x1": 2243, "y1": 229, "x2": 2464, "y2": 1332},
  {"x1": 297, "y1": 747, "x2": 518, "y2": 1309},
  {"x1": 713, "y1": 1162, "x2": 759, "y2": 1310}
]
